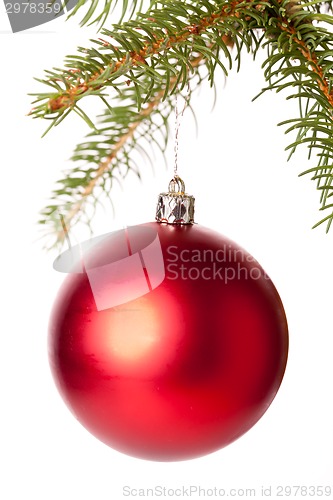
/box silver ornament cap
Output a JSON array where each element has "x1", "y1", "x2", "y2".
[{"x1": 155, "y1": 175, "x2": 195, "y2": 224}]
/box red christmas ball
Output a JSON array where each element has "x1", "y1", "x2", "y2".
[{"x1": 49, "y1": 222, "x2": 288, "y2": 461}]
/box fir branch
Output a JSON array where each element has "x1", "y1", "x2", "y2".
[
  {"x1": 38, "y1": 53, "x2": 206, "y2": 249},
  {"x1": 29, "y1": 0, "x2": 262, "y2": 125},
  {"x1": 65, "y1": 0, "x2": 147, "y2": 28},
  {"x1": 257, "y1": 0, "x2": 333, "y2": 230},
  {"x1": 30, "y1": 0, "x2": 333, "y2": 243}
]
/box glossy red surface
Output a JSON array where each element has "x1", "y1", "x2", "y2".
[{"x1": 49, "y1": 223, "x2": 288, "y2": 461}]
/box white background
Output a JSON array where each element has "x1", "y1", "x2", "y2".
[{"x1": 0, "y1": 4, "x2": 332, "y2": 500}]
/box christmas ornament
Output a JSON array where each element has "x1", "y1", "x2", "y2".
[{"x1": 49, "y1": 176, "x2": 288, "y2": 461}]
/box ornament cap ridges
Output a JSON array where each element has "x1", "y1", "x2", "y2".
[{"x1": 155, "y1": 175, "x2": 195, "y2": 225}]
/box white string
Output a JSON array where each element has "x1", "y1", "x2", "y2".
[{"x1": 173, "y1": 87, "x2": 190, "y2": 178}]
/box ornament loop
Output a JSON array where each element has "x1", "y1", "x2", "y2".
[{"x1": 168, "y1": 175, "x2": 185, "y2": 195}]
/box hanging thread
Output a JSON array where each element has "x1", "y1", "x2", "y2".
[{"x1": 173, "y1": 87, "x2": 190, "y2": 179}]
